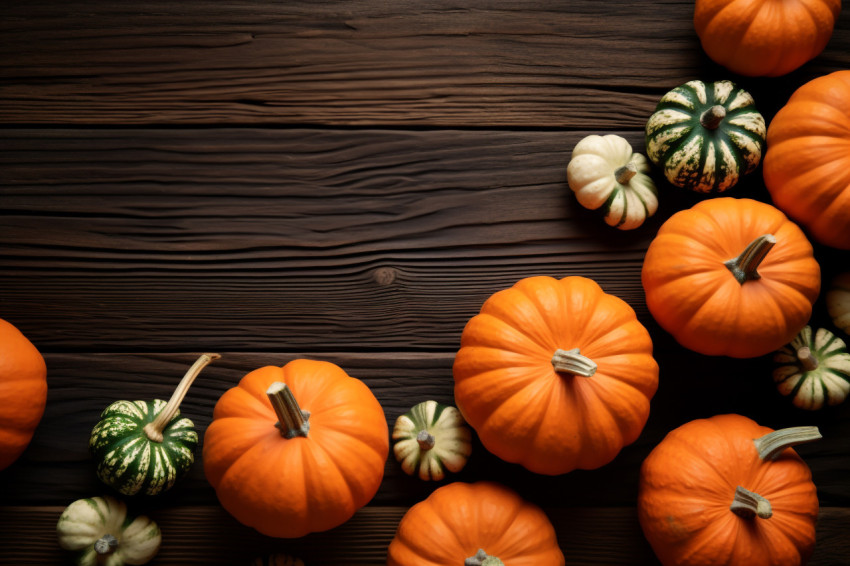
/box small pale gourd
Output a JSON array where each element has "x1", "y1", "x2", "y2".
[
  {"x1": 827, "y1": 272, "x2": 850, "y2": 334},
  {"x1": 774, "y1": 326, "x2": 850, "y2": 410},
  {"x1": 251, "y1": 554, "x2": 305, "y2": 566},
  {"x1": 56, "y1": 496, "x2": 161, "y2": 566},
  {"x1": 392, "y1": 400, "x2": 472, "y2": 481},
  {"x1": 567, "y1": 134, "x2": 658, "y2": 230}
]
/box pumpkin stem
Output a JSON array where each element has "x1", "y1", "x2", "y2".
[
  {"x1": 552, "y1": 348, "x2": 597, "y2": 377},
  {"x1": 753, "y1": 426, "x2": 822, "y2": 461},
  {"x1": 143, "y1": 352, "x2": 220, "y2": 443},
  {"x1": 615, "y1": 162, "x2": 638, "y2": 184},
  {"x1": 416, "y1": 429, "x2": 436, "y2": 451},
  {"x1": 465, "y1": 549, "x2": 505, "y2": 566},
  {"x1": 730, "y1": 486, "x2": 773, "y2": 519},
  {"x1": 94, "y1": 534, "x2": 119, "y2": 555},
  {"x1": 267, "y1": 381, "x2": 311, "y2": 438},
  {"x1": 700, "y1": 104, "x2": 727, "y2": 129},
  {"x1": 796, "y1": 346, "x2": 819, "y2": 372},
  {"x1": 723, "y1": 234, "x2": 776, "y2": 285}
]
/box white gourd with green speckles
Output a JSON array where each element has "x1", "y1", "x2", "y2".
[
  {"x1": 774, "y1": 326, "x2": 850, "y2": 410},
  {"x1": 392, "y1": 400, "x2": 472, "y2": 481},
  {"x1": 827, "y1": 272, "x2": 850, "y2": 335}
]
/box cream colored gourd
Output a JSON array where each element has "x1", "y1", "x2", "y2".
[
  {"x1": 827, "y1": 273, "x2": 850, "y2": 334},
  {"x1": 567, "y1": 134, "x2": 658, "y2": 230},
  {"x1": 56, "y1": 496, "x2": 161, "y2": 566},
  {"x1": 774, "y1": 326, "x2": 850, "y2": 410},
  {"x1": 392, "y1": 400, "x2": 472, "y2": 481}
]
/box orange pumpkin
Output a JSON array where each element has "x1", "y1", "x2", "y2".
[
  {"x1": 387, "y1": 481, "x2": 564, "y2": 566},
  {"x1": 453, "y1": 276, "x2": 658, "y2": 475},
  {"x1": 694, "y1": 0, "x2": 841, "y2": 77},
  {"x1": 763, "y1": 70, "x2": 850, "y2": 250},
  {"x1": 0, "y1": 318, "x2": 47, "y2": 471},
  {"x1": 203, "y1": 359, "x2": 388, "y2": 538},
  {"x1": 638, "y1": 414, "x2": 821, "y2": 566},
  {"x1": 641, "y1": 197, "x2": 820, "y2": 358}
]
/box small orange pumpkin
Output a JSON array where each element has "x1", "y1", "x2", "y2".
[
  {"x1": 641, "y1": 197, "x2": 820, "y2": 358},
  {"x1": 0, "y1": 318, "x2": 47, "y2": 471},
  {"x1": 453, "y1": 275, "x2": 658, "y2": 475},
  {"x1": 638, "y1": 414, "x2": 820, "y2": 566},
  {"x1": 763, "y1": 70, "x2": 850, "y2": 250},
  {"x1": 203, "y1": 359, "x2": 388, "y2": 538},
  {"x1": 387, "y1": 481, "x2": 564, "y2": 566},
  {"x1": 694, "y1": 0, "x2": 841, "y2": 77}
]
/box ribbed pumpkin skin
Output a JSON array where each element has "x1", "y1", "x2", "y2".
[
  {"x1": 453, "y1": 276, "x2": 658, "y2": 475},
  {"x1": 763, "y1": 71, "x2": 850, "y2": 250},
  {"x1": 0, "y1": 318, "x2": 47, "y2": 471},
  {"x1": 387, "y1": 481, "x2": 564, "y2": 566},
  {"x1": 695, "y1": 0, "x2": 840, "y2": 77},
  {"x1": 641, "y1": 198, "x2": 820, "y2": 358},
  {"x1": 203, "y1": 359, "x2": 389, "y2": 538},
  {"x1": 645, "y1": 80, "x2": 765, "y2": 193},
  {"x1": 638, "y1": 415, "x2": 818, "y2": 566},
  {"x1": 89, "y1": 399, "x2": 198, "y2": 496}
]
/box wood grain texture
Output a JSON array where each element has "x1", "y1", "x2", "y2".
[
  {"x1": 2, "y1": 505, "x2": 849, "y2": 565},
  {"x1": 1, "y1": 1, "x2": 848, "y2": 126}
]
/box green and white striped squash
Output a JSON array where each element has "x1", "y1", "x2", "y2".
[
  {"x1": 89, "y1": 353, "x2": 219, "y2": 496},
  {"x1": 567, "y1": 134, "x2": 659, "y2": 230},
  {"x1": 645, "y1": 80, "x2": 766, "y2": 193},
  {"x1": 392, "y1": 400, "x2": 472, "y2": 481},
  {"x1": 773, "y1": 326, "x2": 850, "y2": 410},
  {"x1": 56, "y1": 496, "x2": 161, "y2": 566},
  {"x1": 251, "y1": 554, "x2": 305, "y2": 566},
  {"x1": 827, "y1": 272, "x2": 850, "y2": 335}
]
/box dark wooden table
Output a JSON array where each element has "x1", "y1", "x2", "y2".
[{"x1": 2, "y1": 2, "x2": 850, "y2": 564}]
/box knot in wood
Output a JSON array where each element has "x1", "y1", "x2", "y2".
[{"x1": 373, "y1": 267, "x2": 397, "y2": 286}]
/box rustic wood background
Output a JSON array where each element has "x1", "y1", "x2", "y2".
[{"x1": 2, "y1": 1, "x2": 849, "y2": 564}]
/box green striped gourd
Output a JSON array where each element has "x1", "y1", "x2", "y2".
[
  {"x1": 392, "y1": 400, "x2": 472, "y2": 481},
  {"x1": 645, "y1": 80, "x2": 766, "y2": 193},
  {"x1": 827, "y1": 272, "x2": 850, "y2": 334},
  {"x1": 774, "y1": 326, "x2": 850, "y2": 410},
  {"x1": 251, "y1": 554, "x2": 305, "y2": 566},
  {"x1": 56, "y1": 496, "x2": 161, "y2": 566},
  {"x1": 90, "y1": 353, "x2": 219, "y2": 496},
  {"x1": 567, "y1": 134, "x2": 658, "y2": 230}
]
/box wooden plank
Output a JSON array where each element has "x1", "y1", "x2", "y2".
[
  {"x1": 2, "y1": 505, "x2": 848, "y2": 565},
  {"x1": 1, "y1": 1, "x2": 848, "y2": 126},
  {"x1": 7, "y1": 128, "x2": 842, "y2": 353},
  {"x1": 1, "y1": 351, "x2": 848, "y2": 509}
]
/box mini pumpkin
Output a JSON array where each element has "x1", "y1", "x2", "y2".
[
  {"x1": 56, "y1": 496, "x2": 161, "y2": 566},
  {"x1": 695, "y1": 0, "x2": 841, "y2": 77},
  {"x1": 387, "y1": 481, "x2": 564, "y2": 566},
  {"x1": 763, "y1": 70, "x2": 850, "y2": 250},
  {"x1": 203, "y1": 359, "x2": 389, "y2": 538},
  {"x1": 392, "y1": 400, "x2": 472, "y2": 481},
  {"x1": 827, "y1": 272, "x2": 850, "y2": 334},
  {"x1": 774, "y1": 326, "x2": 850, "y2": 410},
  {"x1": 0, "y1": 317, "x2": 47, "y2": 471},
  {"x1": 641, "y1": 197, "x2": 820, "y2": 358},
  {"x1": 566, "y1": 134, "x2": 658, "y2": 230},
  {"x1": 645, "y1": 79, "x2": 765, "y2": 193},
  {"x1": 89, "y1": 353, "x2": 219, "y2": 496},
  {"x1": 638, "y1": 414, "x2": 821, "y2": 566},
  {"x1": 453, "y1": 275, "x2": 658, "y2": 475}
]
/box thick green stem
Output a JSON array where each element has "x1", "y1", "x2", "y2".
[
  {"x1": 267, "y1": 382, "x2": 311, "y2": 438},
  {"x1": 723, "y1": 234, "x2": 776, "y2": 285},
  {"x1": 700, "y1": 105, "x2": 727, "y2": 129},
  {"x1": 94, "y1": 534, "x2": 119, "y2": 555},
  {"x1": 615, "y1": 162, "x2": 637, "y2": 184},
  {"x1": 753, "y1": 426, "x2": 822, "y2": 461},
  {"x1": 730, "y1": 486, "x2": 773, "y2": 519},
  {"x1": 143, "y1": 352, "x2": 220, "y2": 443},
  {"x1": 797, "y1": 347, "x2": 819, "y2": 371},
  {"x1": 465, "y1": 549, "x2": 505, "y2": 566},
  {"x1": 552, "y1": 348, "x2": 597, "y2": 377},
  {"x1": 416, "y1": 430, "x2": 436, "y2": 451}
]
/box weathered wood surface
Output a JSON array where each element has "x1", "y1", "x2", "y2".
[{"x1": 1, "y1": 1, "x2": 849, "y2": 126}]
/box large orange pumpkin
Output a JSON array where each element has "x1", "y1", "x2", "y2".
[
  {"x1": 0, "y1": 318, "x2": 47, "y2": 471},
  {"x1": 638, "y1": 414, "x2": 821, "y2": 566},
  {"x1": 763, "y1": 70, "x2": 850, "y2": 250},
  {"x1": 387, "y1": 481, "x2": 564, "y2": 566},
  {"x1": 694, "y1": 0, "x2": 841, "y2": 77},
  {"x1": 641, "y1": 198, "x2": 820, "y2": 358},
  {"x1": 453, "y1": 276, "x2": 658, "y2": 475},
  {"x1": 203, "y1": 359, "x2": 388, "y2": 538}
]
